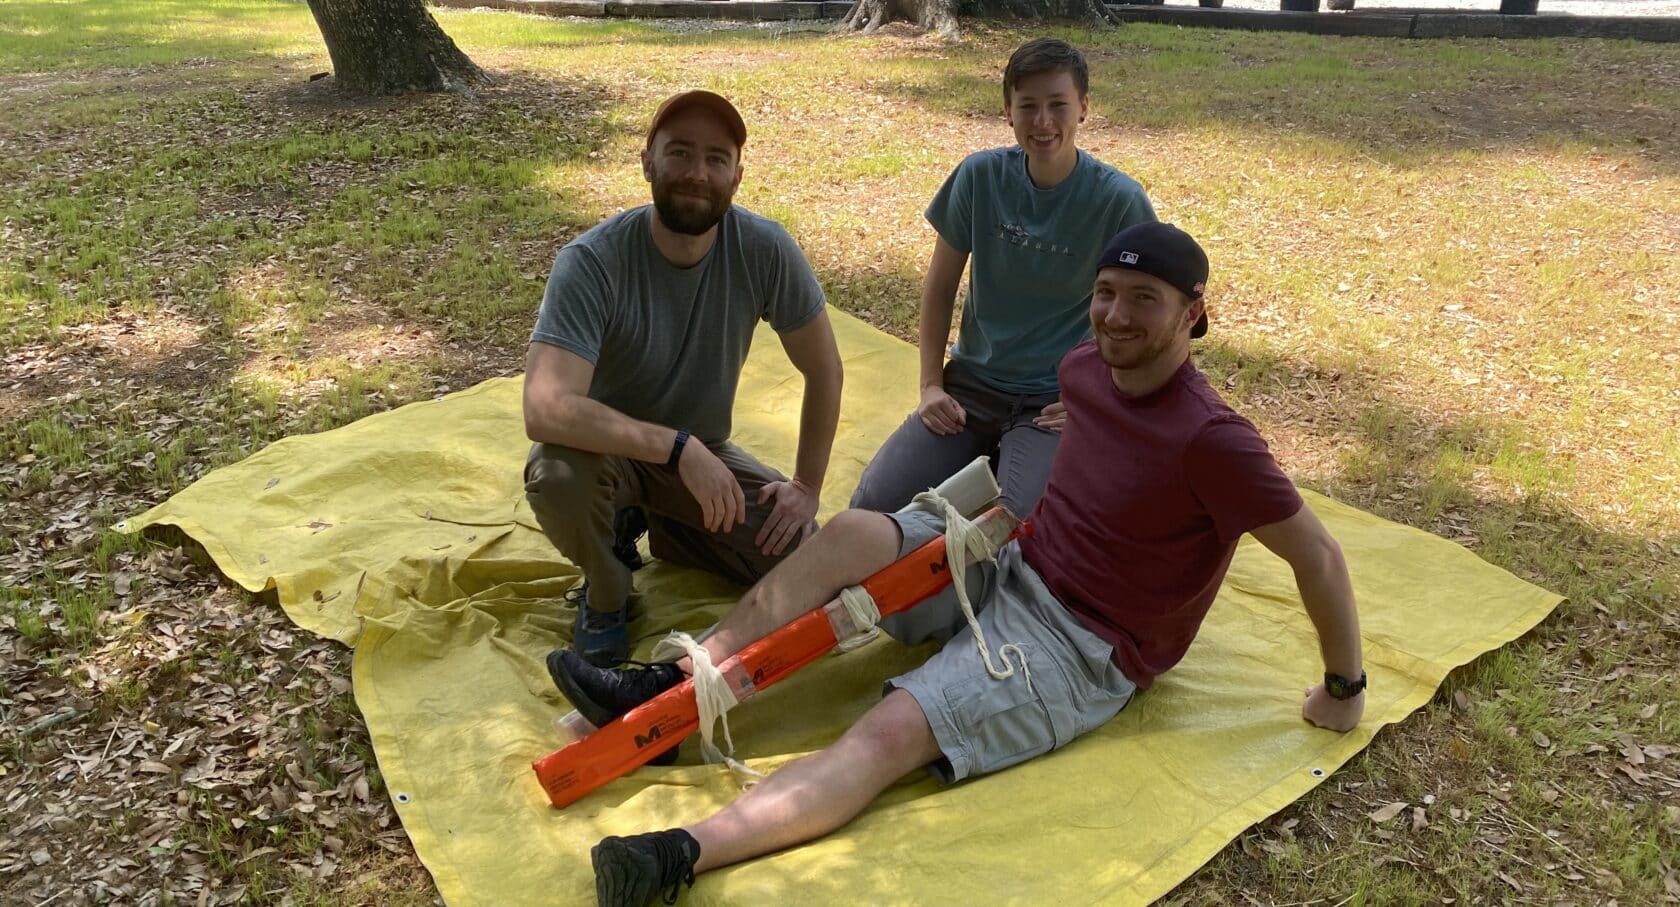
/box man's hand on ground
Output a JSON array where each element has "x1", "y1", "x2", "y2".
[
  {"x1": 918, "y1": 385, "x2": 967, "y2": 436},
  {"x1": 1033, "y1": 400, "x2": 1067, "y2": 433},
  {"x1": 677, "y1": 441, "x2": 746, "y2": 533},
  {"x1": 755, "y1": 479, "x2": 818, "y2": 556},
  {"x1": 1302, "y1": 684, "x2": 1364, "y2": 732}
]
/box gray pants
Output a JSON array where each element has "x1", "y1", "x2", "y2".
[
  {"x1": 849, "y1": 361, "x2": 1059, "y2": 518},
  {"x1": 524, "y1": 441, "x2": 809, "y2": 613}
]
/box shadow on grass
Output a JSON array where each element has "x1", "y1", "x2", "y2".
[
  {"x1": 0, "y1": 68, "x2": 630, "y2": 465},
  {"x1": 409, "y1": 20, "x2": 1680, "y2": 175},
  {"x1": 1196, "y1": 338, "x2": 1677, "y2": 623},
  {"x1": 805, "y1": 23, "x2": 1680, "y2": 174}
]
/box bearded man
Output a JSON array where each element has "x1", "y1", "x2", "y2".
[{"x1": 522, "y1": 90, "x2": 843, "y2": 668}]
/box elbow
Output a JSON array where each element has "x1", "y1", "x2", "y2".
[
  {"x1": 1287, "y1": 530, "x2": 1346, "y2": 584},
  {"x1": 1309, "y1": 534, "x2": 1349, "y2": 587},
  {"x1": 1320, "y1": 534, "x2": 1346, "y2": 571},
  {"x1": 827, "y1": 357, "x2": 845, "y2": 395},
  {"x1": 798, "y1": 351, "x2": 844, "y2": 395},
  {"x1": 524, "y1": 393, "x2": 578, "y2": 445}
]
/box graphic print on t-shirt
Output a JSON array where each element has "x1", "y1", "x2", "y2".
[{"x1": 993, "y1": 220, "x2": 1074, "y2": 257}]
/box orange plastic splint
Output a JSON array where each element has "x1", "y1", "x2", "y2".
[{"x1": 532, "y1": 506, "x2": 1026, "y2": 809}]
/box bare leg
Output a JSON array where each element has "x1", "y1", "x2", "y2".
[
  {"x1": 675, "y1": 509, "x2": 903, "y2": 670},
  {"x1": 686, "y1": 689, "x2": 941, "y2": 872}
]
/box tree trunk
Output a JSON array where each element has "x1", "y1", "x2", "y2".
[
  {"x1": 305, "y1": 0, "x2": 488, "y2": 95},
  {"x1": 837, "y1": 0, "x2": 960, "y2": 36},
  {"x1": 837, "y1": 0, "x2": 1120, "y2": 38}
]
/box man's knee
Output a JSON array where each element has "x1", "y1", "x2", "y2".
[
  {"x1": 822, "y1": 508, "x2": 893, "y2": 539},
  {"x1": 524, "y1": 444, "x2": 602, "y2": 506},
  {"x1": 812, "y1": 509, "x2": 904, "y2": 561},
  {"x1": 840, "y1": 690, "x2": 940, "y2": 771}
]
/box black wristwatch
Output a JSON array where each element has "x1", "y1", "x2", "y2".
[
  {"x1": 666, "y1": 429, "x2": 690, "y2": 468},
  {"x1": 1324, "y1": 671, "x2": 1367, "y2": 700}
]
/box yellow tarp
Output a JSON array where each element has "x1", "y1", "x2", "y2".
[{"x1": 126, "y1": 311, "x2": 1561, "y2": 906}]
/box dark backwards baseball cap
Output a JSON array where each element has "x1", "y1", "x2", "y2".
[
  {"x1": 646, "y1": 90, "x2": 747, "y2": 151},
  {"x1": 1098, "y1": 222, "x2": 1210, "y2": 339}
]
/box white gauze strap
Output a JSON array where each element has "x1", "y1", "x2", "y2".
[
  {"x1": 651, "y1": 631, "x2": 765, "y2": 784},
  {"x1": 832, "y1": 585, "x2": 882, "y2": 652},
  {"x1": 910, "y1": 489, "x2": 1032, "y2": 693}
]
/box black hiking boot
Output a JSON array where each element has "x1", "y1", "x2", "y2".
[
  {"x1": 547, "y1": 649, "x2": 683, "y2": 764},
  {"x1": 593, "y1": 829, "x2": 700, "y2": 907},
  {"x1": 612, "y1": 506, "x2": 648, "y2": 572}
]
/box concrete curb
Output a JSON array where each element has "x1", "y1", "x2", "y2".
[
  {"x1": 1106, "y1": 4, "x2": 1680, "y2": 40},
  {"x1": 1110, "y1": 5, "x2": 1414, "y2": 34},
  {"x1": 433, "y1": 0, "x2": 849, "y2": 20},
  {"x1": 1409, "y1": 12, "x2": 1674, "y2": 37},
  {"x1": 433, "y1": 0, "x2": 1679, "y2": 41}
]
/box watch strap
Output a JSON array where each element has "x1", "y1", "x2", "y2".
[
  {"x1": 666, "y1": 429, "x2": 690, "y2": 469},
  {"x1": 1324, "y1": 670, "x2": 1367, "y2": 700}
]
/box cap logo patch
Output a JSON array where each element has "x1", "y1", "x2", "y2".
[
  {"x1": 1192, "y1": 281, "x2": 1206, "y2": 295},
  {"x1": 1118, "y1": 251, "x2": 1139, "y2": 265}
]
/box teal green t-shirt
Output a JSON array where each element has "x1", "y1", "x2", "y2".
[{"x1": 926, "y1": 147, "x2": 1156, "y2": 394}]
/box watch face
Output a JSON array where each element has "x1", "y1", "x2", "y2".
[{"x1": 1325, "y1": 672, "x2": 1364, "y2": 699}]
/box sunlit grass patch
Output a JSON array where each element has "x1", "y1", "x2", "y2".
[{"x1": 0, "y1": 0, "x2": 321, "y2": 74}]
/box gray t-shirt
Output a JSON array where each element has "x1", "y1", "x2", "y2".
[
  {"x1": 926, "y1": 147, "x2": 1156, "y2": 395},
  {"x1": 531, "y1": 204, "x2": 826, "y2": 444}
]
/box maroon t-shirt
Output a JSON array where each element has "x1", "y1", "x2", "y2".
[{"x1": 1019, "y1": 342, "x2": 1303, "y2": 689}]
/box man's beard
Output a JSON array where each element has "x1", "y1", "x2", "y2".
[
  {"x1": 651, "y1": 175, "x2": 733, "y2": 236},
  {"x1": 1096, "y1": 329, "x2": 1177, "y2": 372}
]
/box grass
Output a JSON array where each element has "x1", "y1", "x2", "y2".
[{"x1": 2, "y1": 0, "x2": 1678, "y2": 903}]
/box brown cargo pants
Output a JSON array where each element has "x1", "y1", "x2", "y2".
[{"x1": 524, "y1": 441, "x2": 812, "y2": 613}]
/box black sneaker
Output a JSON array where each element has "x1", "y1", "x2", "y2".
[
  {"x1": 547, "y1": 650, "x2": 683, "y2": 765},
  {"x1": 547, "y1": 650, "x2": 683, "y2": 725},
  {"x1": 612, "y1": 506, "x2": 648, "y2": 572},
  {"x1": 593, "y1": 829, "x2": 699, "y2": 907}
]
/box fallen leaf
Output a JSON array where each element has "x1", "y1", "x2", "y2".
[
  {"x1": 1369, "y1": 801, "x2": 1409, "y2": 824},
  {"x1": 1411, "y1": 806, "x2": 1428, "y2": 831},
  {"x1": 1531, "y1": 730, "x2": 1552, "y2": 749},
  {"x1": 1639, "y1": 703, "x2": 1658, "y2": 720},
  {"x1": 1453, "y1": 690, "x2": 1471, "y2": 711}
]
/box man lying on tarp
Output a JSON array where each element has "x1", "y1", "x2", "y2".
[{"x1": 545, "y1": 222, "x2": 1369, "y2": 907}]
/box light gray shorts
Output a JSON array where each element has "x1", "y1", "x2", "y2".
[{"x1": 881, "y1": 510, "x2": 1138, "y2": 783}]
